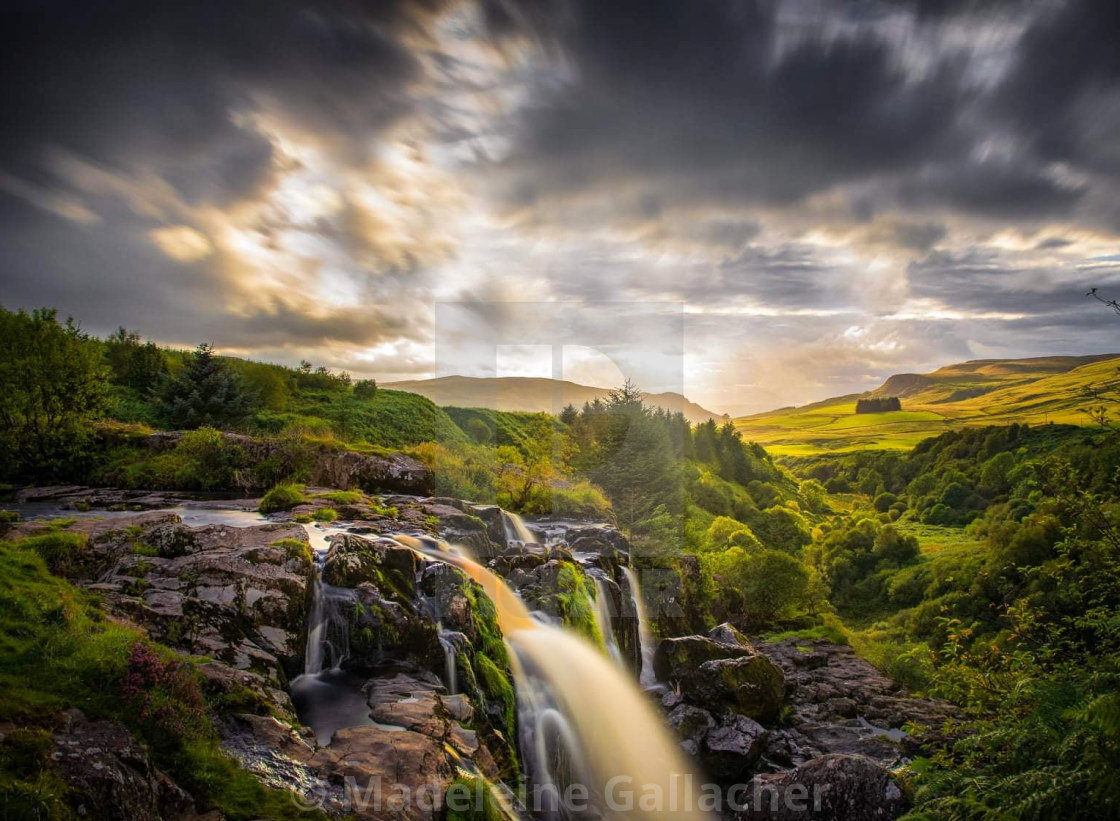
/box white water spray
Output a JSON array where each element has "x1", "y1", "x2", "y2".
[{"x1": 622, "y1": 566, "x2": 659, "y2": 688}]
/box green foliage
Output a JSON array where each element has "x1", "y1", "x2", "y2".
[
  {"x1": 270, "y1": 538, "x2": 312, "y2": 564},
  {"x1": 311, "y1": 507, "x2": 337, "y2": 522},
  {"x1": 0, "y1": 540, "x2": 323, "y2": 820},
  {"x1": 104, "y1": 327, "x2": 168, "y2": 392},
  {"x1": 258, "y1": 483, "x2": 307, "y2": 514},
  {"x1": 701, "y1": 546, "x2": 810, "y2": 627},
  {"x1": 314, "y1": 490, "x2": 364, "y2": 505},
  {"x1": 157, "y1": 343, "x2": 255, "y2": 430},
  {"x1": 445, "y1": 776, "x2": 508, "y2": 821},
  {"x1": 0, "y1": 306, "x2": 110, "y2": 481},
  {"x1": 353, "y1": 379, "x2": 378, "y2": 400},
  {"x1": 18, "y1": 532, "x2": 91, "y2": 577}
]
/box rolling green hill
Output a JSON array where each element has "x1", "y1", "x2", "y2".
[
  {"x1": 382, "y1": 375, "x2": 726, "y2": 425},
  {"x1": 734, "y1": 353, "x2": 1120, "y2": 455}
]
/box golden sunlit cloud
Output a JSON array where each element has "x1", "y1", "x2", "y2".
[{"x1": 150, "y1": 225, "x2": 214, "y2": 262}]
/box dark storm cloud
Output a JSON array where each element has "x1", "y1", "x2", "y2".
[
  {"x1": 492, "y1": 0, "x2": 966, "y2": 210},
  {"x1": 996, "y1": 0, "x2": 1120, "y2": 175},
  {"x1": 0, "y1": 0, "x2": 444, "y2": 208},
  {"x1": 906, "y1": 249, "x2": 1120, "y2": 318}
]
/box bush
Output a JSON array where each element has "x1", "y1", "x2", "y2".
[
  {"x1": 311, "y1": 507, "x2": 337, "y2": 522},
  {"x1": 258, "y1": 483, "x2": 307, "y2": 513}
]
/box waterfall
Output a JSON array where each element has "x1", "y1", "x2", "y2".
[
  {"x1": 302, "y1": 527, "x2": 352, "y2": 676},
  {"x1": 394, "y1": 535, "x2": 710, "y2": 820},
  {"x1": 501, "y1": 509, "x2": 537, "y2": 545},
  {"x1": 590, "y1": 575, "x2": 622, "y2": 664},
  {"x1": 304, "y1": 572, "x2": 327, "y2": 674},
  {"x1": 622, "y1": 566, "x2": 659, "y2": 688},
  {"x1": 438, "y1": 624, "x2": 458, "y2": 695}
]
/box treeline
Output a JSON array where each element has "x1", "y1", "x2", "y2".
[{"x1": 854, "y1": 396, "x2": 901, "y2": 413}]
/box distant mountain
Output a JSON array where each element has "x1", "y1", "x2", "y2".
[
  {"x1": 381, "y1": 375, "x2": 726, "y2": 424},
  {"x1": 734, "y1": 353, "x2": 1120, "y2": 456}
]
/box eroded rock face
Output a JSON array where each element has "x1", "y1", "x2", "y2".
[
  {"x1": 51, "y1": 710, "x2": 194, "y2": 821},
  {"x1": 734, "y1": 754, "x2": 908, "y2": 820},
  {"x1": 755, "y1": 639, "x2": 958, "y2": 769},
  {"x1": 87, "y1": 517, "x2": 314, "y2": 685},
  {"x1": 657, "y1": 636, "x2": 787, "y2": 724}
]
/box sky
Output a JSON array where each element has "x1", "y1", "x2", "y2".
[{"x1": 3, "y1": 0, "x2": 1120, "y2": 415}]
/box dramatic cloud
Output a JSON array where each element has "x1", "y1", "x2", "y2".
[{"x1": 3, "y1": 0, "x2": 1120, "y2": 413}]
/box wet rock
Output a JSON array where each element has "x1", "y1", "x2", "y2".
[
  {"x1": 703, "y1": 714, "x2": 768, "y2": 782},
  {"x1": 709, "y1": 622, "x2": 754, "y2": 649},
  {"x1": 91, "y1": 520, "x2": 314, "y2": 685},
  {"x1": 734, "y1": 754, "x2": 908, "y2": 820},
  {"x1": 754, "y1": 639, "x2": 958, "y2": 768},
  {"x1": 654, "y1": 635, "x2": 757, "y2": 682},
  {"x1": 322, "y1": 534, "x2": 419, "y2": 597},
  {"x1": 679, "y1": 656, "x2": 786, "y2": 724},
  {"x1": 667, "y1": 704, "x2": 716, "y2": 756},
  {"x1": 51, "y1": 710, "x2": 193, "y2": 821}
]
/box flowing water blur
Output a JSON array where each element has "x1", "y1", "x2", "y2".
[
  {"x1": 394, "y1": 534, "x2": 711, "y2": 820},
  {"x1": 621, "y1": 566, "x2": 659, "y2": 689}
]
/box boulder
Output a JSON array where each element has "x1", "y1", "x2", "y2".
[
  {"x1": 51, "y1": 710, "x2": 194, "y2": 821},
  {"x1": 703, "y1": 714, "x2": 768, "y2": 781},
  {"x1": 91, "y1": 520, "x2": 314, "y2": 684},
  {"x1": 679, "y1": 656, "x2": 786, "y2": 724},
  {"x1": 734, "y1": 754, "x2": 908, "y2": 820},
  {"x1": 322, "y1": 534, "x2": 420, "y2": 598},
  {"x1": 667, "y1": 704, "x2": 716, "y2": 756},
  {"x1": 654, "y1": 635, "x2": 757, "y2": 682}
]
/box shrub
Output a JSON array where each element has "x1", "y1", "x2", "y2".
[
  {"x1": 311, "y1": 507, "x2": 337, "y2": 522},
  {"x1": 259, "y1": 483, "x2": 307, "y2": 513},
  {"x1": 353, "y1": 379, "x2": 378, "y2": 400}
]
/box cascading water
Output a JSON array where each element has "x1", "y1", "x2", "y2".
[
  {"x1": 291, "y1": 525, "x2": 371, "y2": 745},
  {"x1": 438, "y1": 624, "x2": 458, "y2": 695},
  {"x1": 621, "y1": 566, "x2": 658, "y2": 688},
  {"x1": 590, "y1": 574, "x2": 622, "y2": 664},
  {"x1": 394, "y1": 535, "x2": 711, "y2": 820},
  {"x1": 502, "y1": 510, "x2": 537, "y2": 545}
]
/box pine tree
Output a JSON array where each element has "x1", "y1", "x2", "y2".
[{"x1": 158, "y1": 343, "x2": 255, "y2": 430}]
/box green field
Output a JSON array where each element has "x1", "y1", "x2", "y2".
[{"x1": 734, "y1": 354, "x2": 1120, "y2": 455}]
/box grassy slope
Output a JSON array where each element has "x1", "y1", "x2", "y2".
[
  {"x1": 734, "y1": 354, "x2": 1120, "y2": 455},
  {"x1": 382, "y1": 375, "x2": 726, "y2": 425}
]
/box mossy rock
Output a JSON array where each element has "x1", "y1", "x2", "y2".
[
  {"x1": 679, "y1": 655, "x2": 786, "y2": 724},
  {"x1": 653, "y1": 635, "x2": 755, "y2": 682}
]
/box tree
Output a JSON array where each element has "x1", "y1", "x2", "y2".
[
  {"x1": 559, "y1": 403, "x2": 578, "y2": 425},
  {"x1": 104, "y1": 327, "x2": 168, "y2": 392},
  {"x1": 353, "y1": 379, "x2": 378, "y2": 400},
  {"x1": 0, "y1": 307, "x2": 109, "y2": 479},
  {"x1": 157, "y1": 343, "x2": 255, "y2": 430}
]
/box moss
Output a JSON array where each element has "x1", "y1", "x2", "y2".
[
  {"x1": 0, "y1": 541, "x2": 328, "y2": 821},
  {"x1": 132, "y1": 543, "x2": 160, "y2": 557},
  {"x1": 445, "y1": 775, "x2": 508, "y2": 821},
  {"x1": 258, "y1": 483, "x2": 307, "y2": 514},
  {"x1": 310, "y1": 507, "x2": 338, "y2": 522},
  {"x1": 0, "y1": 726, "x2": 71, "y2": 820},
  {"x1": 475, "y1": 654, "x2": 516, "y2": 737},
  {"x1": 292, "y1": 513, "x2": 313, "y2": 524},
  {"x1": 0, "y1": 510, "x2": 20, "y2": 524},
  {"x1": 554, "y1": 564, "x2": 603, "y2": 646},
  {"x1": 269, "y1": 538, "x2": 312, "y2": 564},
  {"x1": 314, "y1": 490, "x2": 364, "y2": 505}
]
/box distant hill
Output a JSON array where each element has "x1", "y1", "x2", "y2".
[
  {"x1": 381, "y1": 375, "x2": 726, "y2": 424},
  {"x1": 734, "y1": 353, "x2": 1120, "y2": 456}
]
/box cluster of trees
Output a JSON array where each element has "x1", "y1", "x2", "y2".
[
  {"x1": 854, "y1": 396, "x2": 901, "y2": 413},
  {"x1": 0, "y1": 306, "x2": 391, "y2": 483}
]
